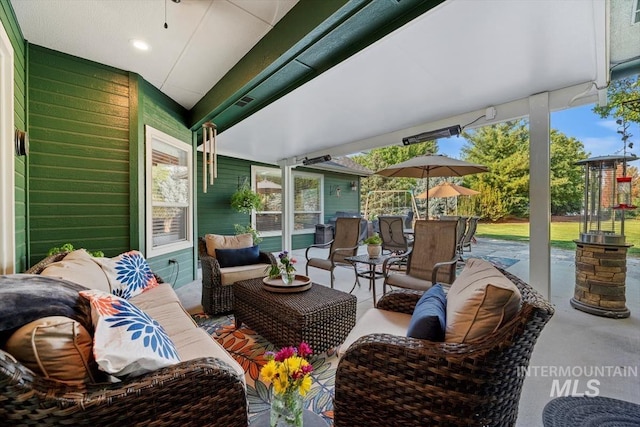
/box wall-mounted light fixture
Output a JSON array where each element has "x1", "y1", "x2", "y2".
[
  {"x1": 329, "y1": 185, "x2": 341, "y2": 197},
  {"x1": 15, "y1": 129, "x2": 28, "y2": 156},
  {"x1": 350, "y1": 181, "x2": 357, "y2": 191},
  {"x1": 402, "y1": 125, "x2": 461, "y2": 145},
  {"x1": 302, "y1": 154, "x2": 331, "y2": 165}
]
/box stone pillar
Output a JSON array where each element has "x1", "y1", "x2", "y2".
[{"x1": 571, "y1": 241, "x2": 631, "y2": 318}]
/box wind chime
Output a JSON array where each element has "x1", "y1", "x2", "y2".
[{"x1": 202, "y1": 122, "x2": 217, "y2": 193}]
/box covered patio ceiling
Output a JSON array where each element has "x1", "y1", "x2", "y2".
[{"x1": 218, "y1": 0, "x2": 611, "y2": 164}]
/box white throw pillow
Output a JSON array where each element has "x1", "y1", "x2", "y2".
[
  {"x1": 40, "y1": 249, "x2": 111, "y2": 292},
  {"x1": 79, "y1": 289, "x2": 180, "y2": 377},
  {"x1": 92, "y1": 250, "x2": 158, "y2": 299}
]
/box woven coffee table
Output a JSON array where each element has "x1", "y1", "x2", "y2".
[{"x1": 233, "y1": 278, "x2": 357, "y2": 353}]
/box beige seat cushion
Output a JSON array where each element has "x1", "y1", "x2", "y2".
[
  {"x1": 204, "y1": 233, "x2": 253, "y2": 257},
  {"x1": 131, "y1": 284, "x2": 198, "y2": 337},
  {"x1": 171, "y1": 327, "x2": 246, "y2": 383},
  {"x1": 220, "y1": 263, "x2": 272, "y2": 286},
  {"x1": 338, "y1": 308, "x2": 411, "y2": 357},
  {"x1": 40, "y1": 249, "x2": 111, "y2": 293},
  {"x1": 445, "y1": 258, "x2": 521, "y2": 343},
  {"x1": 5, "y1": 316, "x2": 99, "y2": 384}
]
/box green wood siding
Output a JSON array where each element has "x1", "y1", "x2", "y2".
[
  {"x1": 1, "y1": 0, "x2": 27, "y2": 271},
  {"x1": 27, "y1": 46, "x2": 131, "y2": 265},
  {"x1": 322, "y1": 172, "x2": 360, "y2": 222},
  {"x1": 139, "y1": 78, "x2": 194, "y2": 287}
]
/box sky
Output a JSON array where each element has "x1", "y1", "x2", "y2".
[{"x1": 437, "y1": 103, "x2": 639, "y2": 159}]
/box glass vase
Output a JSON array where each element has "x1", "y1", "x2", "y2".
[
  {"x1": 270, "y1": 390, "x2": 304, "y2": 427},
  {"x1": 281, "y1": 270, "x2": 296, "y2": 285}
]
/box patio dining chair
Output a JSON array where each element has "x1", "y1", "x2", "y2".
[
  {"x1": 378, "y1": 215, "x2": 411, "y2": 255},
  {"x1": 305, "y1": 217, "x2": 362, "y2": 288},
  {"x1": 461, "y1": 216, "x2": 480, "y2": 252},
  {"x1": 382, "y1": 219, "x2": 458, "y2": 294},
  {"x1": 441, "y1": 215, "x2": 468, "y2": 258}
]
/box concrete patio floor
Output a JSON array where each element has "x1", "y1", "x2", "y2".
[{"x1": 176, "y1": 237, "x2": 640, "y2": 426}]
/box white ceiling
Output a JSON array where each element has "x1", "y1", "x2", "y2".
[
  {"x1": 11, "y1": 0, "x2": 622, "y2": 165},
  {"x1": 11, "y1": 0, "x2": 298, "y2": 109}
]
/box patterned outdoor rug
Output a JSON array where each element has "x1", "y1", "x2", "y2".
[{"x1": 193, "y1": 314, "x2": 338, "y2": 426}]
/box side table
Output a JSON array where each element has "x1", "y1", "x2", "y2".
[
  {"x1": 251, "y1": 409, "x2": 329, "y2": 426},
  {"x1": 345, "y1": 253, "x2": 393, "y2": 306}
]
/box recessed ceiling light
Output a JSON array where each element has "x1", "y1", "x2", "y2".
[{"x1": 130, "y1": 39, "x2": 150, "y2": 51}]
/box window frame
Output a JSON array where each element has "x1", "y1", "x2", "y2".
[
  {"x1": 251, "y1": 165, "x2": 324, "y2": 236},
  {"x1": 634, "y1": 0, "x2": 640, "y2": 24},
  {"x1": 145, "y1": 125, "x2": 193, "y2": 257}
]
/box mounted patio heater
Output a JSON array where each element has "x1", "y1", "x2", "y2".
[{"x1": 571, "y1": 154, "x2": 638, "y2": 319}]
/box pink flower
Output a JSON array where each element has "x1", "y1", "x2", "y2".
[
  {"x1": 274, "y1": 346, "x2": 296, "y2": 362},
  {"x1": 301, "y1": 364, "x2": 314, "y2": 375},
  {"x1": 298, "y1": 342, "x2": 312, "y2": 358}
]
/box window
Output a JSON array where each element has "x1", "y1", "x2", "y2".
[
  {"x1": 635, "y1": 0, "x2": 640, "y2": 24},
  {"x1": 145, "y1": 126, "x2": 192, "y2": 257},
  {"x1": 253, "y1": 166, "x2": 323, "y2": 235}
]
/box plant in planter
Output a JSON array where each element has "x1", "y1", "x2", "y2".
[
  {"x1": 230, "y1": 184, "x2": 262, "y2": 214},
  {"x1": 233, "y1": 223, "x2": 263, "y2": 244},
  {"x1": 362, "y1": 233, "x2": 382, "y2": 258}
]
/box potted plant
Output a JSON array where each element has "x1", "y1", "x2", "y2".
[
  {"x1": 230, "y1": 183, "x2": 262, "y2": 213},
  {"x1": 362, "y1": 233, "x2": 382, "y2": 258}
]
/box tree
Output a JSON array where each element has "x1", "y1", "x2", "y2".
[
  {"x1": 593, "y1": 75, "x2": 640, "y2": 125},
  {"x1": 461, "y1": 121, "x2": 588, "y2": 220},
  {"x1": 352, "y1": 141, "x2": 437, "y2": 219}
]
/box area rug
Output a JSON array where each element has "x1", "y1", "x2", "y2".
[{"x1": 193, "y1": 314, "x2": 337, "y2": 426}]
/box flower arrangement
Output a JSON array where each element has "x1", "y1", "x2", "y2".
[
  {"x1": 260, "y1": 342, "x2": 314, "y2": 426},
  {"x1": 266, "y1": 251, "x2": 297, "y2": 280}
]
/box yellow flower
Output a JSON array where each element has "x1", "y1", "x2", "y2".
[
  {"x1": 299, "y1": 375, "x2": 312, "y2": 396},
  {"x1": 260, "y1": 360, "x2": 277, "y2": 383}
]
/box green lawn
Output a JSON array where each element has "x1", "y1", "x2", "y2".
[{"x1": 476, "y1": 218, "x2": 640, "y2": 256}]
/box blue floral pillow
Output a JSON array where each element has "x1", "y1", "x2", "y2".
[
  {"x1": 94, "y1": 250, "x2": 158, "y2": 299},
  {"x1": 79, "y1": 289, "x2": 180, "y2": 377},
  {"x1": 406, "y1": 284, "x2": 447, "y2": 341}
]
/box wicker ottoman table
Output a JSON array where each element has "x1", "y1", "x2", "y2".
[{"x1": 233, "y1": 278, "x2": 357, "y2": 353}]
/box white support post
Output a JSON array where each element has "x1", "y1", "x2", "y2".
[
  {"x1": 279, "y1": 160, "x2": 294, "y2": 252},
  {"x1": 0, "y1": 22, "x2": 15, "y2": 274},
  {"x1": 529, "y1": 92, "x2": 551, "y2": 300}
]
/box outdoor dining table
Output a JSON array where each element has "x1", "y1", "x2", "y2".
[{"x1": 345, "y1": 253, "x2": 393, "y2": 306}]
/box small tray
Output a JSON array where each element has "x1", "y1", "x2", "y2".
[{"x1": 262, "y1": 275, "x2": 312, "y2": 293}]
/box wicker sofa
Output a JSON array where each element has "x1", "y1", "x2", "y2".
[
  {"x1": 0, "y1": 251, "x2": 248, "y2": 426},
  {"x1": 334, "y1": 259, "x2": 555, "y2": 427}
]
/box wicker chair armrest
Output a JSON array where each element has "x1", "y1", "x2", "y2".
[
  {"x1": 0, "y1": 351, "x2": 248, "y2": 426},
  {"x1": 375, "y1": 289, "x2": 423, "y2": 314},
  {"x1": 25, "y1": 252, "x2": 70, "y2": 274},
  {"x1": 304, "y1": 241, "x2": 333, "y2": 260},
  {"x1": 259, "y1": 251, "x2": 277, "y2": 265}
]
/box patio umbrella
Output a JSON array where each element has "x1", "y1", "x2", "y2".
[
  {"x1": 257, "y1": 178, "x2": 281, "y2": 193},
  {"x1": 415, "y1": 182, "x2": 480, "y2": 215},
  {"x1": 376, "y1": 154, "x2": 488, "y2": 217}
]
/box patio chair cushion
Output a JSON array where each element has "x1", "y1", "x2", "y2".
[
  {"x1": 215, "y1": 245, "x2": 261, "y2": 268},
  {"x1": 204, "y1": 233, "x2": 253, "y2": 257},
  {"x1": 445, "y1": 258, "x2": 521, "y2": 343},
  {"x1": 5, "y1": 316, "x2": 99, "y2": 385},
  {"x1": 40, "y1": 249, "x2": 112, "y2": 293},
  {"x1": 406, "y1": 284, "x2": 446, "y2": 341},
  {"x1": 338, "y1": 308, "x2": 411, "y2": 357},
  {"x1": 80, "y1": 289, "x2": 180, "y2": 377}
]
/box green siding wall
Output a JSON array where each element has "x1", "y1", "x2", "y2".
[
  {"x1": 1, "y1": 0, "x2": 27, "y2": 271},
  {"x1": 139, "y1": 78, "x2": 194, "y2": 287},
  {"x1": 196, "y1": 157, "x2": 360, "y2": 252},
  {"x1": 27, "y1": 46, "x2": 131, "y2": 265}
]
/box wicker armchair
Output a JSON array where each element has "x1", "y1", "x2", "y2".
[
  {"x1": 198, "y1": 237, "x2": 276, "y2": 314},
  {"x1": 334, "y1": 267, "x2": 555, "y2": 427}
]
